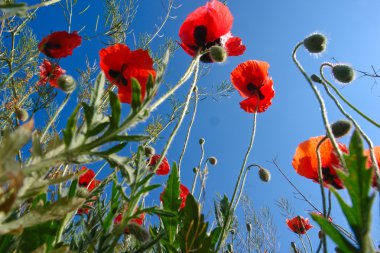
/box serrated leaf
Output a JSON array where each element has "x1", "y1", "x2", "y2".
[
  {"x1": 86, "y1": 122, "x2": 109, "y2": 137},
  {"x1": 108, "y1": 134, "x2": 149, "y2": 142},
  {"x1": 91, "y1": 73, "x2": 105, "y2": 108},
  {"x1": 109, "y1": 91, "x2": 121, "y2": 128},
  {"x1": 312, "y1": 214, "x2": 357, "y2": 253},
  {"x1": 82, "y1": 102, "x2": 94, "y2": 127},
  {"x1": 63, "y1": 104, "x2": 81, "y2": 147},
  {"x1": 94, "y1": 142, "x2": 127, "y2": 156},
  {"x1": 68, "y1": 179, "x2": 78, "y2": 199},
  {"x1": 131, "y1": 78, "x2": 142, "y2": 111}
]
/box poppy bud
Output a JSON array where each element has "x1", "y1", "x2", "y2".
[
  {"x1": 227, "y1": 244, "x2": 233, "y2": 253},
  {"x1": 58, "y1": 74, "x2": 77, "y2": 93},
  {"x1": 291, "y1": 242, "x2": 299, "y2": 252},
  {"x1": 331, "y1": 120, "x2": 351, "y2": 138},
  {"x1": 303, "y1": 33, "x2": 327, "y2": 54},
  {"x1": 332, "y1": 64, "x2": 355, "y2": 84},
  {"x1": 144, "y1": 146, "x2": 155, "y2": 157},
  {"x1": 209, "y1": 45, "x2": 227, "y2": 63},
  {"x1": 311, "y1": 74, "x2": 322, "y2": 83},
  {"x1": 16, "y1": 108, "x2": 29, "y2": 122},
  {"x1": 318, "y1": 230, "x2": 324, "y2": 239},
  {"x1": 258, "y1": 167, "x2": 271, "y2": 182},
  {"x1": 199, "y1": 138, "x2": 205, "y2": 145},
  {"x1": 246, "y1": 222, "x2": 252, "y2": 232},
  {"x1": 208, "y1": 156, "x2": 218, "y2": 165},
  {"x1": 193, "y1": 167, "x2": 198, "y2": 173}
]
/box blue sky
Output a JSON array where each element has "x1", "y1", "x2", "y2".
[{"x1": 31, "y1": 0, "x2": 380, "y2": 251}]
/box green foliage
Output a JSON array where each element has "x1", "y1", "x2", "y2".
[{"x1": 312, "y1": 130, "x2": 376, "y2": 253}]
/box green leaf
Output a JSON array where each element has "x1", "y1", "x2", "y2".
[
  {"x1": 63, "y1": 104, "x2": 81, "y2": 147},
  {"x1": 312, "y1": 214, "x2": 357, "y2": 253},
  {"x1": 86, "y1": 122, "x2": 109, "y2": 137},
  {"x1": 82, "y1": 102, "x2": 94, "y2": 127},
  {"x1": 91, "y1": 72, "x2": 106, "y2": 108},
  {"x1": 0, "y1": 198, "x2": 85, "y2": 234},
  {"x1": 131, "y1": 78, "x2": 142, "y2": 111},
  {"x1": 68, "y1": 179, "x2": 78, "y2": 199},
  {"x1": 106, "y1": 155, "x2": 135, "y2": 183},
  {"x1": 109, "y1": 91, "x2": 121, "y2": 129},
  {"x1": 145, "y1": 74, "x2": 155, "y2": 98},
  {"x1": 108, "y1": 134, "x2": 149, "y2": 142},
  {"x1": 94, "y1": 142, "x2": 127, "y2": 156}
]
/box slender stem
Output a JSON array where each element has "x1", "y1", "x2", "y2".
[
  {"x1": 198, "y1": 162, "x2": 208, "y2": 204},
  {"x1": 233, "y1": 164, "x2": 261, "y2": 211},
  {"x1": 319, "y1": 66, "x2": 380, "y2": 192},
  {"x1": 320, "y1": 63, "x2": 380, "y2": 128},
  {"x1": 191, "y1": 140, "x2": 205, "y2": 194},
  {"x1": 178, "y1": 85, "x2": 198, "y2": 174},
  {"x1": 298, "y1": 235, "x2": 308, "y2": 253},
  {"x1": 305, "y1": 232, "x2": 314, "y2": 253},
  {"x1": 40, "y1": 93, "x2": 71, "y2": 143},
  {"x1": 149, "y1": 55, "x2": 200, "y2": 111},
  {"x1": 292, "y1": 42, "x2": 346, "y2": 169},
  {"x1": 215, "y1": 113, "x2": 257, "y2": 252}
]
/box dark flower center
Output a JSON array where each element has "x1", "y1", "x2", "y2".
[
  {"x1": 193, "y1": 25, "x2": 223, "y2": 63},
  {"x1": 108, "y1": 69, "x2": 128, "y2": 86},
  {"x1": 246, "y1": 83, "x2": 265, "y2": 99},
  {"x1": 321, "y1": 167, "x2": 343, "y2": 189},
  {"x1": 45, "y1": 42, "x2": 61, "y2": 49}
]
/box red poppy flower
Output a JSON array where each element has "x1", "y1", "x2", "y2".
[
  {"x1": 230, "y1": 60, "x2": 275, "y2": 113},
  {"x1": 179, "y1": 0, "x2": 245, "y2": 63},
  {"x1": 364, "y1": 147, "x2": 380, "y2": 187},
  {"x1": 160, "y1": 183, "x2": 190, "y2": 210},
  {"x1": 148, "y1": 155, "x2": 170, "y2": 175},
  {"x1": 99, "y1": 44, "x2": 156, "y2": 103},
  {"x1": 114, "y1": 212, "x2": 145, "y2": 233},
  {"x1": 286, "y1": 216, "x2": 313, "y2": 234},
  {"x1": 38, "y1": 31, "x2": 81, "y2": 58},
  {"x1": 292, "y1": 136, "x2": 348, "y2": 189},
  {"x1": 78, "y1": 167, "x2": 101, "y2": 191},
  {"x1": 38, "y1": 59, "x2": 66, "y2": 87}
]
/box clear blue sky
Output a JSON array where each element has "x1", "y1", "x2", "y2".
[{"x1": 31, "y1": 0, "x2": 380, "y2": 251}]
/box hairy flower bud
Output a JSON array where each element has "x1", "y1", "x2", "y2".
[
  {"x1": 303, "y1": 33, "x2": 327, "y2": 54},
  {"x1": 258, "y1": 167, "x2": 271, "y2": 182},
  {"x1": 16, "y1": 108, "x2": 29, "y2": 122},
  {"x1": 246, "y1": 223, "x2": 252, "y2": 232},
  {"x1": 199, "y1": 138, "x2": 205, "y2": 145},
  {"x1": 331, "y1": 120, "x2": 351, "y2": 138},
  {"x1": 210, "y1": 45, "x2": 227, "y2": 63},
  {"x1": 144, "y1": 146, "x2": 155, "y2": 158},
  {"x1": 311, "y1": 74, "x2": 322, "y2": 83},
  {"x1": 227, "y1": 243, "x2": 233, "y2": 253},
  {"x1": 332, "y1": 64, "x2": 355, "y2": 84},
  {"x1": 193, "y1": 167, "x2": 198, "y2": 173},
  {"x1": 208, "y1": 156, "x2": 218, "y2": 165},
  {"x1": 58, "y1": 74, "x2": 77, "y2": 93}
]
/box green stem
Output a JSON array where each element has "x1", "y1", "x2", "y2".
[
  {"x1": 191, "y1": 139, "x2": 205, "y2": 194},
  {"x1": 215, "y1": 113, "x2": 257, "y2": 252},
  {"x1": 40, "y1": 93, "x2": 71, "y2": 143},
  {"x1": 305, "y1": 232, "x2": 314, "y2": 253},
  {"x1": 320, "y1": 63, "x2": 380, "y2": 128},
  {"x1": 292, "y1": 42, "x2": 346, "y2": 171},
  {"x1": 319, "y1": 66, "x2": 380, "y2": 192},
  {"x1": 178, "y1": 85, "x2": 198, "y2": 175}
]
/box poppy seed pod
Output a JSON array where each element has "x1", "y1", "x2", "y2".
[
  {"x1": 258, "y1": 167, "x2": 271, "y2": 182},
  {"x1": 246, "y1": 223, "x2": 252, "y2": 232},
  {"x1": 58, "y1": 75, "x2": 76, "y2": 93},
  {"x1": 332, "y1": 64, "x2": 355, "y2": 83},
  {"x1": 303, "y1": 33, "x2": 327, "y2": 54},
  {"x1": 311, "y1": 74, "x2": 322, "y2": 83},
  {"x1": 199, "y1": 138, "x2": 205, "y2": 145},
  {"x1": 144, "y1": 146, "x2": 155, "y2": 157},
  {"x1": 16, "y1": 108, "x2": 29, "y2": 122},
  {"x1": 331, "y1": 120, "x2": 351, "y2": 138},
  {"x1": 208, "y1": 156, "x2": 218, "y2": 165},
  {"x1": 209, "y1": 45, "x2": 227, "y2": 63}
]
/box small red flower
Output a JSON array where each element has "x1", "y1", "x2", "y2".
[
  {"x1": 38, "y1": 31, "x2": 81, "y2": 58},
  {"x1": 286, "y1": 216, "x2": 313, "y2": 234},
  {"x1": 78, "y1": 167, "x2": 100, "y2": 191},
  {"x1": 114, "y1": 212, "x2": 145, "y2": 234},
  {"x1": 39, "y1": 59, "x2": 66, "y2": 87},
  {"x1": 99, "y1": 44, "x2": 156, "y2": 103},
  {"x1": 148, "y1": 155, "x2": 170, "y2": 175},
  {"x1": 179, "y1": 0, "x2": 245, "y2": 63},
  {"x1": 230, "y1": 60, "x2": 275, "y2": 113},
  {"x1": 160, "y1": 183, "x2": 190, "y2": 210},
  {"x1": 364, "y1": 147, "x2": 380, "y2": 187},
  {"x1": 292, "y1": 136, "x2": 348, "y2": 189}
]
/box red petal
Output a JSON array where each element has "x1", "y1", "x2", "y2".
[{"x1": 225, "y1": 37, "x2": 246, "y2": 56}]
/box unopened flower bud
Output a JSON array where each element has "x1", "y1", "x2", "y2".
[
  {"x1": 16, "y1": 108, "x2": 29, "y2": 122},
  {"x1": 291, "y1": 242, "x2": 299, "y2": 252},
  {"x1": 331, "y1": 120, "x2": 351, "y2": 138},
  {"x1": 318, "y1": 230, "x2": 324, "y2": 239},
  {"x1": 210, "y1": 45, "x2": 227, "y2": 63},
  {"x1": 311, "y1": 74, "x2": 322, "y2": 83},
  {"x1": 246, "y1": 223, "x2": 252, "y2": 232},
  {"x1": 332, "y1": 64, "x2": 355, "y2": 84},
  {"x1": 303, "y1": 33, "x2": 327, "y2": 54},
  {"x1": 208, "y1": 156, "x2": 218, "y2": 165},
  {"x1": 227, "y1": 244, "x2": 233, "y2": 253},
  {"x1": 144, "y1": 146, "x2": 155, "y2": 157},
  {"x1": 193, "y1": 167, "x2": 198, "y2": 173},
  {"x1": 258, "y1": 167, "x2": 271, "y2": 182},
  {"x1": 199, "y1": 138, "x2": 205, "y2": 145},
  {"x1": 58, "y1": 75, "x2": 77, "y2": 93}
]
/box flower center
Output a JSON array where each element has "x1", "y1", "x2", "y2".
[
  {"x1": 194, "y1": 25, "x2": 223, "y2": 63},
  {"x1": 108, "y1": 69, "x2": 128, "y2": 86},
  {"x1": 246, "y1": 83, "x2": 265, "y2": 99},
  {"x1": 322, "y1": 167, "x2": 343, "y2": 189}
]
